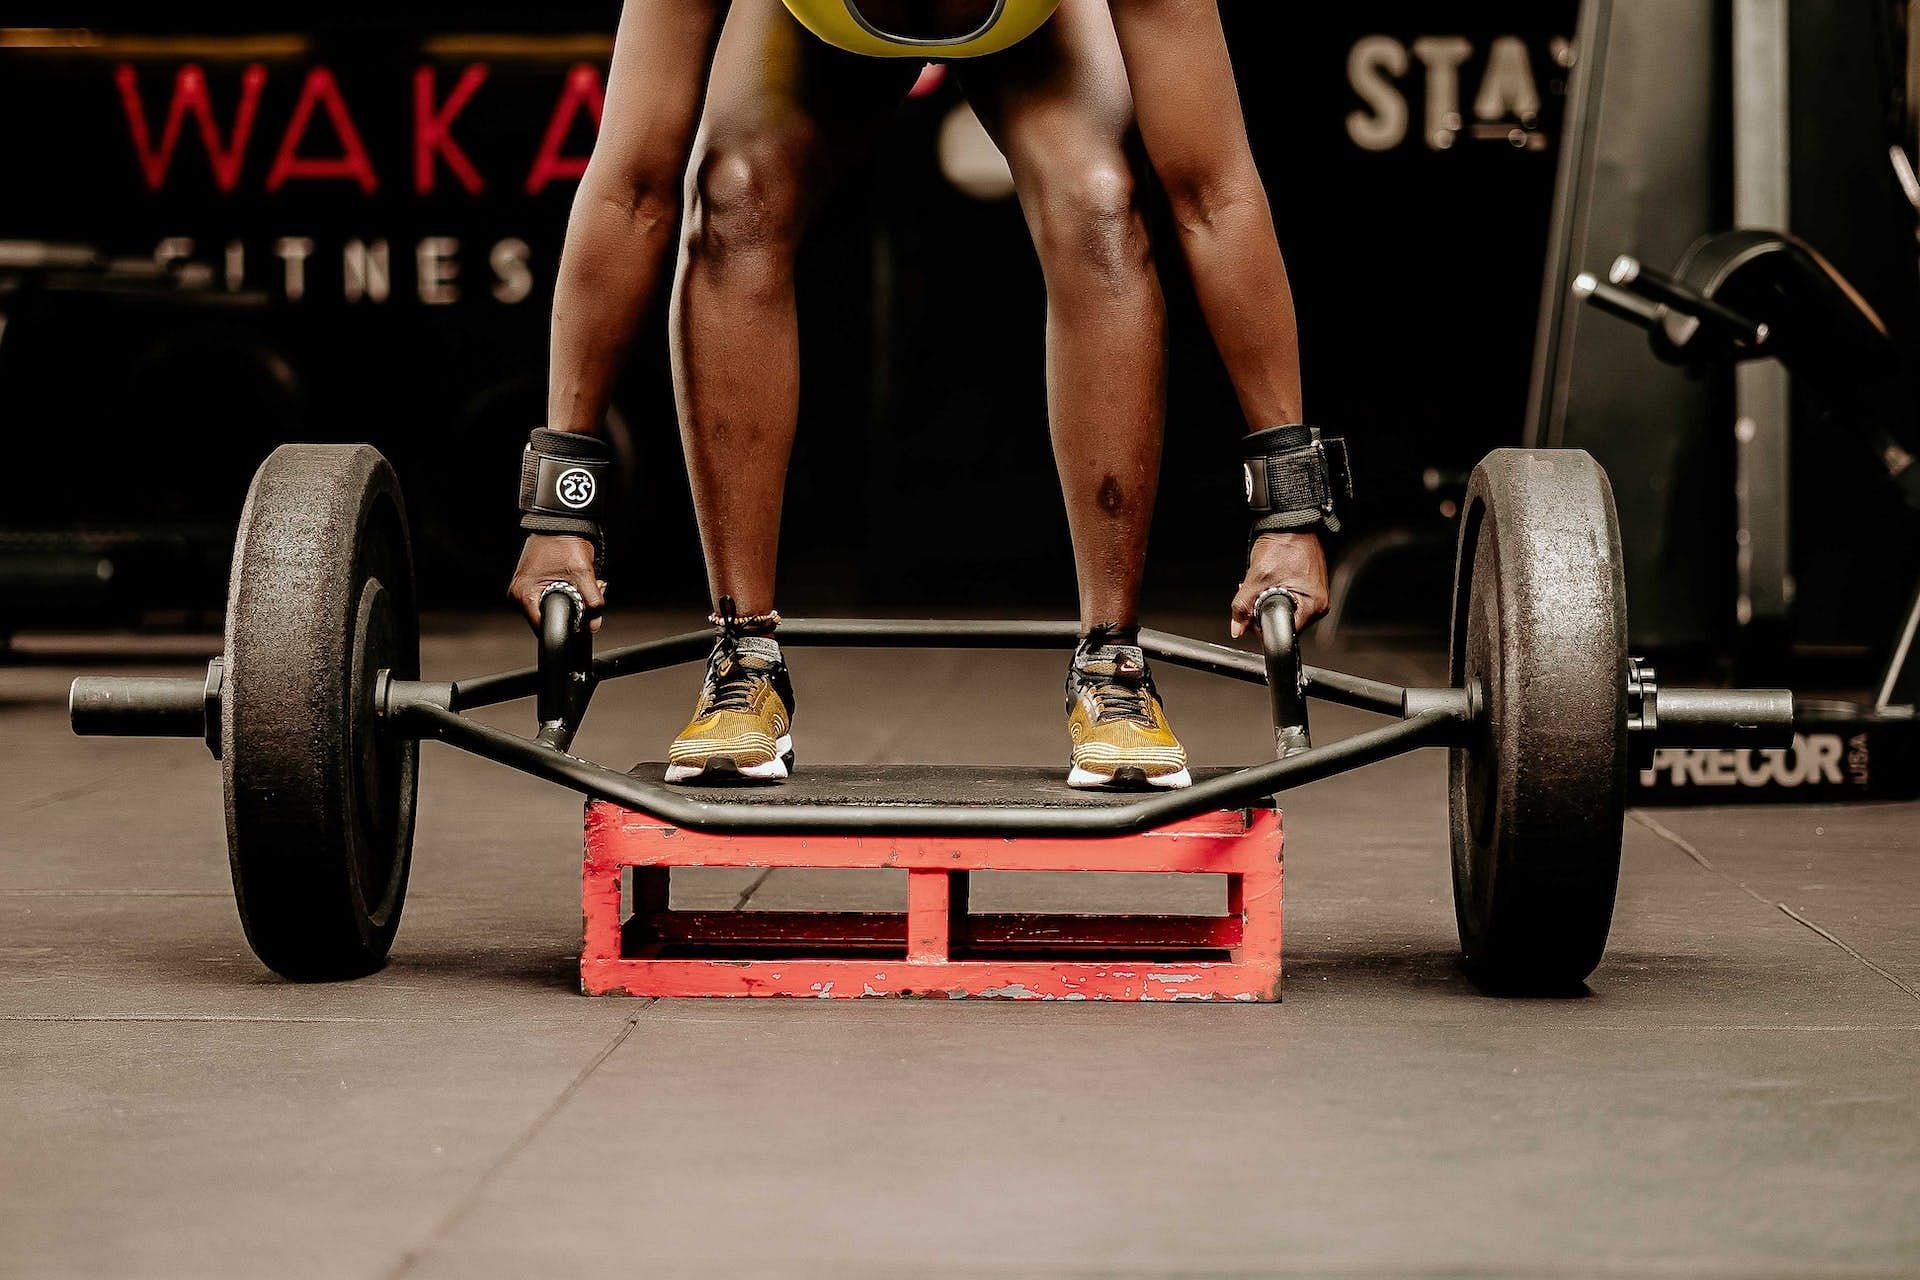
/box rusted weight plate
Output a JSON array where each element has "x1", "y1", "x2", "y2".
[
  {"x1": 222, "y1": 444, "x2": 419, "y2": 980},
  {"x1": 1448, "y1": 449, "x2": 1628, "y2": 992}
]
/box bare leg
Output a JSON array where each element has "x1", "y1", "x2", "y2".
[
  {"x1": 547, "y1": 0, "x2": 722, "y2": 433},
  {"x1": 963, "y1": 0, "x2": 1168, "y2": 634},
  {"x1": 1110, "y1": 0, "x2": 1300, "y2": 428},
  {"x1": 1111, "y1": 0, "x2": 1326, "y2": 637},
  {"x1": 512, "y1": 0, "x2": 720, "y2": 630},
  {"x1": 669, "y1": 0, "x2": 917, "y2": 616}
]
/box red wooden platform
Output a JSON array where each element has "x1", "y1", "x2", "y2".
[{"x1": 581, "y1": 766, "x2": 1283, "y2": 1001}]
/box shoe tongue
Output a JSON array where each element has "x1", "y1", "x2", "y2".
[
  {"x1": 730, "y1": 635, "x2": 783, "y2": 669},
  {"x1": 1078, "y1": 643, "x2": 1146, "y2": 681}
]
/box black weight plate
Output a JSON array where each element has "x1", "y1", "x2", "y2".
[
  {"x1": 1448, "y1": 450, "x2": 1628, "y2": 992},
  {"x1": 221, "y1": 444, "x2": 419, "y2": 980}
]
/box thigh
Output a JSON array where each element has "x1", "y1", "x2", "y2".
[
  {"x1": 597, "y1": 0, "x2": 725, "y2": 178},
  {"x1": 1107, "y1": 0, "x2": 1261, "y2": 189},
  {"x1": 958, "y1": 0, "x2": 1136, "y2": 170},
  {"x1": 697, "y1": 0, "x2": 921, "y2": 190}
]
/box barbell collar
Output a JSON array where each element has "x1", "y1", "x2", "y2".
[
  {"x1": 1401, "y1": 686, "x2": 1475, "y2": 725},
  {"x1": 379, "y1": 676, "x2": 455, "y2": 724}
]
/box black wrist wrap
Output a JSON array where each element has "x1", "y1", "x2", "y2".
[
  {"x1": 520, "y1": 428, "x2": 612, "y2": 546},
  {"x1": 1243, "y1": 424, "x2": 1352, "y2": 538}
]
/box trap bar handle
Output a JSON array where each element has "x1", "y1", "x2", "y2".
[
  {"x1": 1257, "y1": 591, "x2": 1311, "y2": 757},
  {"x1": 536, "y1": 586, "x2": 596, "y2": 752}
]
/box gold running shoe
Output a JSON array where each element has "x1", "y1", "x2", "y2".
[
  {"x1": 1065, "y1": 636, "x2": 1191, "y2": 790},
  {"x1": 665, "y1": 634, "x2": 796, "y2": 784}
]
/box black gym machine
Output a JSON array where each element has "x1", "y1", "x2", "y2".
[
  {"x1": 1531, "y1": 0, "x2": 1920, "y2": 800},
  {"x1": 1578, "y1": 232, "x2": 1920, "y2": 798}
]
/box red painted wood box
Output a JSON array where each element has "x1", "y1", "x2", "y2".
[{"x1": 581, "y1": 765, "x2": 1282, "y2": 1001}]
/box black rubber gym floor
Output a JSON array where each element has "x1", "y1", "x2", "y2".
[{"x1": 4, "y1": 614, "x2": 1917, "y2": 1278}]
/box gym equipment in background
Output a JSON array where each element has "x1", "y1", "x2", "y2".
[
  {"x1": 1529, "y1": 0, "x2": 1920, "y2": 664},
  {"x1": 70, "y1": 445, "x2": 1791, "y2": 996},
  {"x1": 1528, "y1": 0, "x2": 1920, "y2": 801},
  {"x1": 1579, "y1": 232, "x2": 1920, "y2": 801}
]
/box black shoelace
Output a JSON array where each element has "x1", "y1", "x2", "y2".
[
  {"x1": 703, "y1": 652, "x2": 763, "y2": 713},
  {"x1": 1076, "y1": 642, "x2": 1156, "y2": 727},
  {"x1": 1088, "y1": 675, "x2": 1154, "y2": 726}
]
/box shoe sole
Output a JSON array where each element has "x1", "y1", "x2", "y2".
[
  {"x1": 1067, "y1": 764, "x2": 1192, "y2": 791},
  {"x1": 666, "y1": 735, "x2": 795, "y2": 785}
]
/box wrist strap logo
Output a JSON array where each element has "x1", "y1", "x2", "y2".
[{"x1": 555, "y1": 468, "x2": 597, "y2": 510}]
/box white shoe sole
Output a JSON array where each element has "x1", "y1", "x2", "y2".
[
  {"x1": 666, "y1": 735, "x2": 794, "y2": 784},
  {"x1": 1067, "y1": 764, "x2": 1192, "y2": 791}
]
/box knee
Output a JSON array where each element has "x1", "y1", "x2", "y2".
[
  {"x1": 684, "y1": 137, "x2": 808, "y2": 267},
  {"x1": 1159, "y1": 158, "x2": 1263, "y2": 237},
  {"x1": 1030, "y1": 160, "x2": 1151, "y2": 290},
  {"x1": 581, "y1": 149, "x2": 682, "y2": 234}
]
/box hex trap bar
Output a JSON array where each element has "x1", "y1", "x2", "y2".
[{"x1": 72, "y1": 592, "x2": 1795, "y2": 839}]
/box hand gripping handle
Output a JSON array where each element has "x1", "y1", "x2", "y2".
[
  {"x1": 1257, "y1": 589, "x2": 1311, "y2": 759},
  {"x1": 536, "y1": 583, "x2": 595, "y2": 752}
]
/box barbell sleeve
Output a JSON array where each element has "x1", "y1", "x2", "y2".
[
  {"x1": 70, "y1": 675, "x2": 208, "y2": 739},
  {"x1": 1648, "y1": 688, "x2": 1796, "y2": 749}
]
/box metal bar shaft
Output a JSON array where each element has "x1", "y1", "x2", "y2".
[
  {"x1": 396, "y1": 700, "x2": 1459, "y2": 837},
  {"x1": 1732, "y1": 0, "x2": 1794, "y2": 636},
  {"x1": 448, "y1": 618, "x2": 1417, "y2": 719}
]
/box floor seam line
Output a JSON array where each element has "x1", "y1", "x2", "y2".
[
  {"x1": 1775, "y1": 902, "x2": 1920, "y2": 1003},
  {"x1": 1629, "y1": 811, "x2": 1773, "y2": 904},
  {"x1": 383, "y1": 1000, "x2": 657, "y2": 1279},
  {"x1": 0, "y1": 890, "x2": 229, "y2": 898},
  {"x1": 1632, "y1": 810, "x2": 1920, "y2": 1004},
  {"x1": 9, "y1": 778, "x2": 133, "y2": 815},
  {"x1": 0, "y1": 1015, "x2": 424, "y2": 1024}
]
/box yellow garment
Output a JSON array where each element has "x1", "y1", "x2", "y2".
[{"x1": 781, "y1": 0, "x2": 1061, "y2": 58}]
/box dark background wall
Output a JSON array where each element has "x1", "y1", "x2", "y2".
[{"x1": 0, "y1": 3, "x2": 1578, "y2": 617}]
